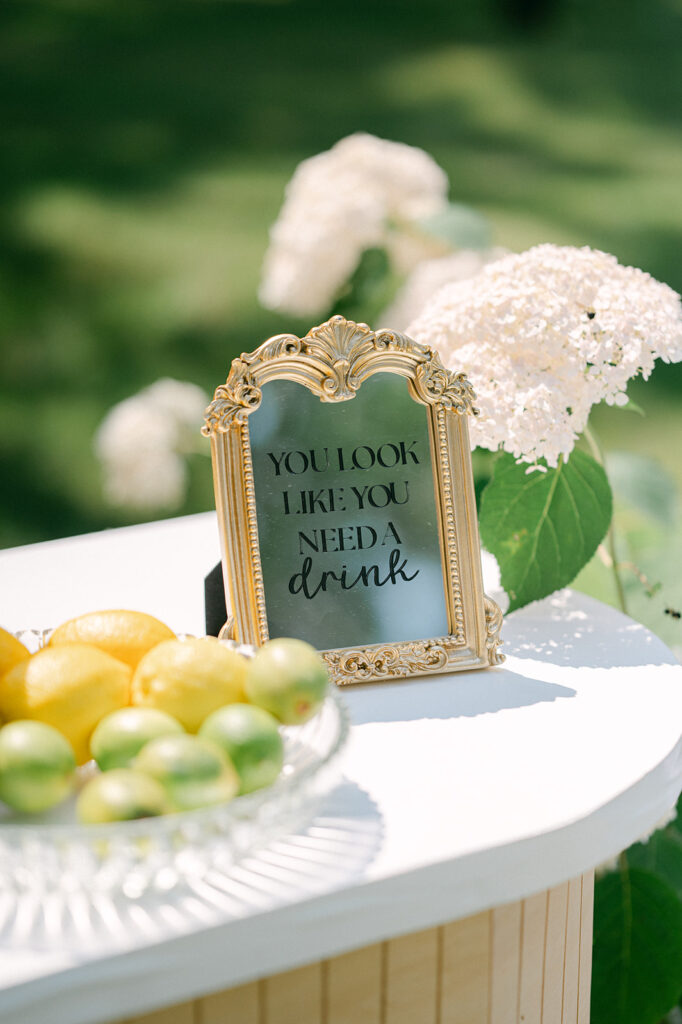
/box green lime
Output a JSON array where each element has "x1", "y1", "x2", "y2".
[
  {"x1": 90, "y1": 707, "x2": 184, "y2": 771},
  {"x1": 199, "y1": 703, "x2": 284, "y2": 794},
  {"x1": 244, "y1": 638, "x2": 329, "y2": 724},
  {"x1": 133, "y1": 733, "x2": 239, "y2": 811},
  {"x1": 76, "y1": 768, "x2": 170, "y2": 823},
  {"x1": 0, "y1": 720, "x2": 76, "y2": 813}
]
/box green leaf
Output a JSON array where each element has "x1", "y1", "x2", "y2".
[
  {"x1": 479, "y1": 449, "x2": 612, "y2": 611},
  {"x1": 419, "y1": 202, "x2": 492, "y2": 250},
  {"x1": 627, "y1": 796, "x2": 682, "y2": 899},
  {"x1": 472, "y1": 448, "x2": 498, "y2": 509},
  {"x1": 592, "y1": 867, "x2": 682, "y2": 1024},
  {"x1": 627, "y1": 828, "x2": 682, "y2": 903}
]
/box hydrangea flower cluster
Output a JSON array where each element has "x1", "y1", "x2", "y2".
[
  {"x1": 408, "y1": 245, "x2": 682, "y2": 466},
  {"x1": 382, "y1": 248, "x2": 506, "y2": 330},
  {"x1": 259, "y1": 133, "x2": 449, "y2": 317},
  {"x1": 95, "y1": 378, "x2": 209, "y2": 510}
]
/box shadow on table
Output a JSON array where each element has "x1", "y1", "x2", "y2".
[
  {"x1": 347, "y1": 670, "x2": 576, "y2": 725},
  {"x1": 0, "y1": 780, "x2": 384, "y2": 955},
  {"x1": 505, "y1": 590, "x2": 677, "y2": 669}
]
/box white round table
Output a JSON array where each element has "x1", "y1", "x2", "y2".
[{"x1": 0, "y1": 513, "x2": 680, "y2": 1024}]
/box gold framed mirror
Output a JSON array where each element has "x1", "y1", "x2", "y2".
[{"x1": 203, "y1": 315, "x2": 503, "y2": 685}]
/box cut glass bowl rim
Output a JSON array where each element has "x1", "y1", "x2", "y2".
[{"x1": 1, "y1": 629, "x2": 350, "y2": 844}]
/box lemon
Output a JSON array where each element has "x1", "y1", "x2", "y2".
[
  {"x1": 131, "y1": 638, "x2": 247, "y2": 732},
  {"x1": 49, "y1": 610, "x2": 175, "y2": 670},
  {"x1": 0, "y1": 644, "x2": 131, "y2": 764},
  {"x1": 0, "y1": 627, "x2": 30, "y2": 680}
]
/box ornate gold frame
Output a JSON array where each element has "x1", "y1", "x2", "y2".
[{"x1": 203, "y1": 315, "x2": 503, "y2": 685}]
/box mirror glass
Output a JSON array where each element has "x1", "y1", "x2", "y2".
[{"x1": 248, "y1": 374, "x2": 449, "y2": 650}]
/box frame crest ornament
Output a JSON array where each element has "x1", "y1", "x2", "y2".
[{"x1": 204, "y1": 315, "x2": 503, "y2": 685}]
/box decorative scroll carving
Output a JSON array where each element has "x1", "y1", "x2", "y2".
[
  {"x1": 322, "y1": 638, "x2": 451, "y2": 686},
  {"x1": 484, "y1": 597, "x2": 505, "y2": 665},
  {"x1": 202, "y1": 315, "x2": 478, "y2": 435},
  {"x1": 241, "y1": 332, "x2": 304, "y2": 363},
  {"x1": 202, "y1": 366, "x2": 262, "y2": 435},
  {"x1": 412, "y1": 363, "x2": 479, "y2": 416}
]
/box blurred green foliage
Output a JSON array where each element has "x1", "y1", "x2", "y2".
[
  {"x1": 1, "y1": 0, "x2": 681, "y2": 548},
  {"x1": 2, "y1": 5, "x2": 682, "y2": 1014}
]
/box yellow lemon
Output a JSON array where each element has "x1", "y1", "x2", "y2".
[
  {"x1": 0, "y1": 644, "x2": 131, "y2": 764},
  {"x1": 49, "y1": 609, "x2": 175, "y2": 670},
  {"x1": 131, "y1": 638, "x2": 247, "y2": 732},
  {"x1": 0, "y1": 627, "x2": 30, "y2": 680}
]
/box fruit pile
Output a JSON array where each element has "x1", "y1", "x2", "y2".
[{"x1": 0, "y1": 612, "x2": 329, "y2": 824}]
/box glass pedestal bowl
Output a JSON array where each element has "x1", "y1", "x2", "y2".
[{"x1": 0, "y1": 632, "x2": 349, "y2": 896}]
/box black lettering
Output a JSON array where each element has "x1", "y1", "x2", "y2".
[
  {"x1": 400, "y1": 440, "x2": 420, "y2": 465},
  {"x1": 288, "y1": 549, "x2": 419, "y2": 599},
  {"x1": 320, "y1": 567, "x2": 344, "y2": 590},
  {"x1": 308, "y1": 489, "x2": 329, "y2": 514},
  {"x1": 389, "y1": 481, "x2": 410, "y2": 506},
  {"x1": 346, "y1": 563, "x2": 381, "y2": 588},
  {"x1": 284, "y1": 451, "x2": 309, "y2": 474},
  {"x1": 367, "y1": 484, "x2": 392, "y2": 509},
  {"x1": 351, "y1": 485, "x2": 368, "y2": 510},
  {"x1": 356, "y1": 525, "x2": 377, "y2": 549},
  {"x1": 337, "y1": 526, "x2": 355, "y2": 551},
  {"x1": 320, "y1": 528, "x2": 333, "y2": 553},
  {"x1": 267, "y1": 451, "x2": 286, "y2": 476},
  {"x1": 351, "y1": 445, "x2": 375, "y2": 470},
  {"x1": 377, "y1": 443, "x2": 400, "y2": 468},
  {"x1": 309, "y1": 448, "x2": 330, "y2": 473},
  {"x1": 288, "y1": 557, "x2": 324, "y2": 599},
  {"x1": 386, "y1": 547, "x2": 419, "y2": 584},
  {"x1": 298, "y1": 531, "x2": 319, "y2": 555},
  {"x1": 380, "y1": 521, "x2": 402, "y2": 546}
]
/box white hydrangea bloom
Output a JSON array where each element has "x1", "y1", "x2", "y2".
[
  {"x1": 95, "y1": 378, "x2": 209, "y2": 511},
  {"x1": 259, "y1": 133, "x2": 449, "y2": 317},
  {"x1": 101, "y1": 447, "x2": 187, "y2": 511},
  {"x1": 142, "y1": 378, "x2": 211, "y2": 442},
  {"x1": 408, "y1": 245, "x2": 682, "y2": 466},
  {"x1": 95, "y1": 397, "x2": 176, "y2": 463},
  {"x1": 382, "y1": 248, "x2": 507, "y2": 331}
]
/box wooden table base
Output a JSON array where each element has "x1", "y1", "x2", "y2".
[{"x1": 120, "y1": 871, "x2": 594, "y2": 1024}]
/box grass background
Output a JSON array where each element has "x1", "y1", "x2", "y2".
[{"x1": 1, "y1": 0, "x2": 681, "y2": 646}]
